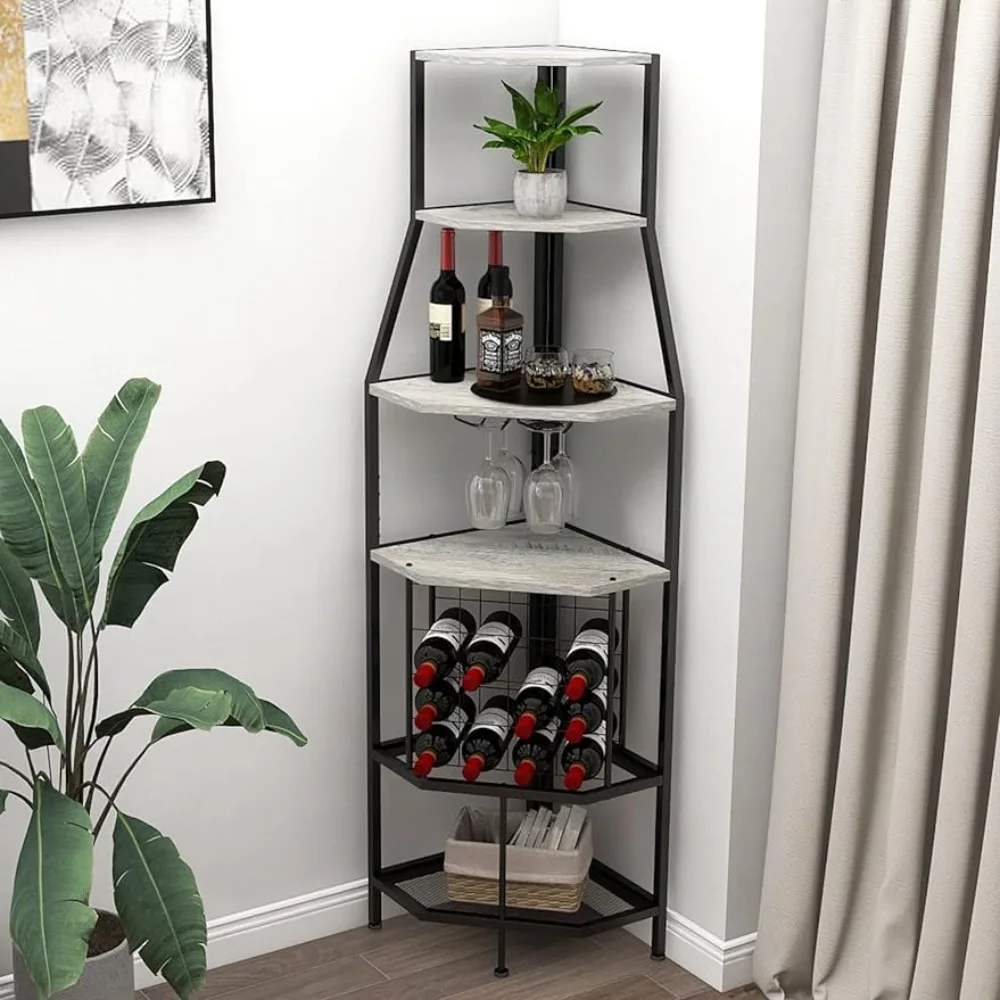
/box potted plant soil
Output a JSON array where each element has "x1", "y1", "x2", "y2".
[
  {"x1": 0, "y1": 379, "x2": 307, "y2": 1000},
  {"x1": 475, "y1": 81, "x2": 602, "y2": 218}
]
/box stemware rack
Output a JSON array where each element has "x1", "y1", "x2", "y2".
[{"x1": 364, "y1": 46, "x2": 684, "y2": 976}]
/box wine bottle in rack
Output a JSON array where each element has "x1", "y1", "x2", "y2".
[
  {"x1": 412, "y1": 607, "x2": 477, "y2": 689},
  {"x1": 512, "y1": 717, "x2": 561, "y2": 788},
  {"x1": 512, "y1": 658, "x2": 565, "y2": 740},
  {"x1": 461, "y1": 694, "x2": 516, "y2": 781},
  {"x1": 563, "y1": 678, "x2": 611, "y2": 744},
  {"x1": 461, "y1": 611, "x2": 522, "y2": 692},
  {"x1": 563, "y1": 618, "x2": 620, "y2": 702},
  {"x1": 411, "y1": 695, "x2": 476, "y2": 778},
  {"x1": 477, "y1": 231, "x2": 514, "y2": 315},
  {"x1": 562, "y1": 722, "x2": 609, "y2": 791},
  {"x1": 413, "y1": 674, "x2": 464, "y2": 732},
  {"x1": 429, "y1": 227, "x2": 466, "y2": 383}
]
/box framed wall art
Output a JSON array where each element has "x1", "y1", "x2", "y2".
[{"x1": 0, "y1": 0, "x2": 214, "y2": 220}]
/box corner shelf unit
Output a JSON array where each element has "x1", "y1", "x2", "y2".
[{"x1": 364, "y1": 45, "x2": 685, "y2": 977}]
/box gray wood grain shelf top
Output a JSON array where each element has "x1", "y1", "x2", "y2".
[
  {"x1": 371, "y1": 524, "x2": 669, "y2": 597},
  {"x1": 416, "y1": 203, "x2": 646, "y2": 234},
  {"x1": 370, "y1": 375, "x2": 675, "y2": 423},
  {"x1": 415, "y1": 45, "x2": 653, "y2": 67}
]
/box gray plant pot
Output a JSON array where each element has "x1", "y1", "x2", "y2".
[
  {"x1": 13, "y1": 914, "x2": 134, "y2": 1000},
  {"x1": 513, "y1": 169, "x2": 568, "y2": 218}
]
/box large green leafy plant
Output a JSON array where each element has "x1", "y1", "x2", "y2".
[
  {"x1": 475, "y1": 80, "x2": 602, "y2": 173},
  {"x1": 0, "y1": 379, "x2": 306, "y2": 999}
]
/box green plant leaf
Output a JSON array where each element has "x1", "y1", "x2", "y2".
[
  {"x1": 0, "y1": 624, "x2": 50, "y2": 700},
  {"x1": 97, "y1": 668, "x2": 264, "y2": 739},
  {"x1": 0, "y1": 420, "x2": 62, "y2": 587},
  {"x1": 10, "y1": 779, "x2": 96, "y2": 1000},
  {"x1": 480, "y1": 139, "x2": 512, "y2": 150},
  {"x1": 21, "y1": 407, "x2": 97, "y2": 622},
  {"x1": 103, "y1": 461, "x2": 226, "y2": 628},
  {"x1": 150, "y1": 697, "x2": 308, "y2": 747},
  {"x1": 503, "y1": 81, "x2": 537, "y2": 131},
  {"x1": 0, "y1": 680, "x2": 62, "y2": 749},
  {"x1": 534, "y1": 80, "x2": 560, "y2": 123},
  {"x1": 559, "y1": 101, "x2": 603, "y2": 129},
  {"x1": 0, "y1": 541, "x2": 39, "y2": 651},
  {"x1": 0, "y1": 790, "x2": 6, "y2": 814},
  {"x1": 569, "y1": 124, "x2": 602, "y2": 136},
  {"x1": 113, "y1": 813, "x2": 207, "y2": 999},
  {"x1": 83, "y1": 378, "x2": 162, "y2": 555}
]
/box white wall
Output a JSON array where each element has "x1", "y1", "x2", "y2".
[{"x1": 0, "y1": 0, "x2": 557, "y2": 977}]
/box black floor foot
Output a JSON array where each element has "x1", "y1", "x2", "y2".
[
  {"x1": 368, "y1": 921, "x2": 383, "y2": 930},
  {"x1": 494, "y1": 968, "x2": 509, "y2": 979},
  {"x1": 650, "y1": 952, "x2": 666, "y2": 962}
]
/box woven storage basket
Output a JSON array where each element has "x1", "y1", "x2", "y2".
[{"x1": 444, "y1": 807, "x2": 593, "y2": 913}]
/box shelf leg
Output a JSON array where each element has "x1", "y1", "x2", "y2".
[{"x1": 495, "y1": 797, "x2": 510, "y2": 978}]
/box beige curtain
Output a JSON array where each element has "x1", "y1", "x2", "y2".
[{"x1": 754, "y1": 1, "x2": 1000, "y2": 998}]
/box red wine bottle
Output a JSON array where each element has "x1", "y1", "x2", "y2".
[
  {"x1": 461, "y1": 694, "x2": 516, "y2": 781},
  {"x1": 564, "y1": 678, "x2": 610, "y2": 744},
  {"x1": 461, "y1": 611, "x2": 522, "y2": 692},
  {"x1": 562, "y1": 722, "x2": 608, "y2": 790},
  {"x1": 412, "y1": 696, "x2": 476, "y2": 778},
  {"x1": 563, "y1": 618, "x2": 620, "y2": 702},
  {"x1": 413, "y1": 674, "x2": 463, "y2": 732},
  {"x1": 429, "y1": 228, "x2": 466, "y2": 383},
  {"x1": 512, "y1": 659, "x2": 565, "y2": 740},
  {"x1": 476, "y1": 231, "x2": 514, "y2": 315},
  {"x1": 512, "y1": 717, "x2": 560, "y2": 787},
  {"x1": 413, "y1": 607, "x2": 476, "y2": 689}
]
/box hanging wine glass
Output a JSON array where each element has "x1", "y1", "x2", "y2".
[
  {"x1": 551, "y1": 429, "x2": 578, "y2": 520},
  {"x1": 524, "y1": 427, "x2": 565, "y2": 535},
  {"x1": 494, "y1": 423, "x2": 527, "y2": 518},
  {"x1": 467, "y1": 426, "x2": 511, "y2": 530}
]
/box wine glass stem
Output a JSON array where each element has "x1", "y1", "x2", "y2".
[
  {"x1": 542, "y1": 429, "x2": 553, "y2": 465},
  {"x1": 486, "y1": 428, "x2": 495, "y2": 462},
  {"x1": 502, "y1": 425, "x2": 510, "y2": 453}
]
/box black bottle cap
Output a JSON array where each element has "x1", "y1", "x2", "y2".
[{"x1": 489, "y1": 264, "x2": 509, "y2": 291}]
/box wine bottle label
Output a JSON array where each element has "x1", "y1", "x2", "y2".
[
  {"x1": 471, "y1": 706, "x2": 513, "y2": 738},
  {"x1": 591, "y1": 722, "x2": 607, "y2": 745},
  {"x1": 538, "y1": 717, "x2": 560, "y2": 741},
  {"x1": 474, "y1": 621, "x2": 517, "y2": 654},
  {"x1": 592, "y1": 681, "x2": 608, "y2": 710},
  {"x1": 429, "y1": 302, "x2": 453, "y2": 343},
  {"x1": 520, "y1": 667, "x2": 560, "y2": 698},
  {"x1": 568, "y1": 629, "x2": 609, "y2": 663},
  {"x1": 423, "y1": 617, "x2": 470, "y2": 652},
  {"x1": 435, "y1": 716, "x2": 467, "y2": 740}
]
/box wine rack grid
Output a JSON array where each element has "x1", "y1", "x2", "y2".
[{"x1": 364, "y1": 46, "x2": 684, "y2": 976}]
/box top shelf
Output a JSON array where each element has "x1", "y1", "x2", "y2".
[
  {"x1": 416, "y1": 203, "x2": 645, "y2": 234},
  {"x1": 415, "y1": 45, "x2": 653, "y2": 67}
]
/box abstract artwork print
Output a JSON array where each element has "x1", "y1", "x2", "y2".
[{"x1": 0, "y1": 0, "x2": 213, "y2": 219}]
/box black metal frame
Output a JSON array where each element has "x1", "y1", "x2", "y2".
[{"x1": 364, "y1": 50, "x2": 685, "y2": 972}]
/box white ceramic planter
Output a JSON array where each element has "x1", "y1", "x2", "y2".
[
  {"x1": 14, "y1": 915, "x2": 134, "y2": 1000},
  {"x1": 513, "y1": 169, "x2": 568, "y2": 218}
]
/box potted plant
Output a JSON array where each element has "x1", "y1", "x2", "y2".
[
  {"x1": 0, "y1": 379, "x2": 307, "y2": 1000},
  {"x1": 475, "y1": 81, "x2": 602, "y2": 218}
]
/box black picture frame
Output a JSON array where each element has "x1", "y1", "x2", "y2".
[{"x1": 0, "y1": 0, "x2": 216, "y2": 223}]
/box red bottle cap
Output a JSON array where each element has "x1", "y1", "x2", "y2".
[
  {"x1": 413, "y1": 662, "x2": 436, "y2": 689},
  {"x1": 462, "y1": 665, "x2": 486, "y2": 692},
  {"x1": 564, "y1": 763, "x2": 587, "y2": 791},
  {"x1": 514, "y1": 760, "x2": 537, "y2": 787},
  {"x1": 462, "y1": 754, "x2": 485, "y2": 781},
  {"x1": 412, "y1": 750, "x2": 437, "y2": 778},
  {"x1": 414, "y1": 705, "x2": 438, "y2": 732},
  {"x1": 513, "y1": 713, "x2": 537, "y2": 740},
  {"x1": 564, "y1": 674, "x2": 588, "y2": 702},
  {"x1": 564, "y1": 717, "x2": 588, "y2": 744}
]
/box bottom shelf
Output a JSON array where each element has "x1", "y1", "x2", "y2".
[{"x1": 373, "y1": 854, "x2": 658, "y2": 935}]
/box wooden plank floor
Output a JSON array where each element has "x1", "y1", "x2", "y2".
[{"x1": 141, "y1": 916, "x2": 763, "y2": 1000}]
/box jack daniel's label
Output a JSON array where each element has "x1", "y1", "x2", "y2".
[{"x1": 479, "y1": 326, "x2": 523, "y2": 375}]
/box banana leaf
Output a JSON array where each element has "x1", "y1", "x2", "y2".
[
  {"x1": 0, "y1": 680, "x2": 62, "y2": 749},
  {"x1": 151, "y1": 698, "x2": 308, "y2": 747},
  {"x1": 103, "y1": 461, "x2": 225, "y2": 628},
  {"x1": 0, "y1": 623, "x2": 50, "y2": 699},
  {"x1": 83, "y1": 378, "x2": 161, "y2": 553},
  {"x1": 0, "y1": 540, "x2": 39, "y2": 650},
  {"x1": 113, "y1": 813, "x2": 207, "y2": 998},
  {"x1": 10, "y1": 780, "x2": 96, "y2": 1000}
]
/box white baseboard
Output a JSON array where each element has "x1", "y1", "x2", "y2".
[
  {"x1": 0, "y1": 882, "x2": 754, "y2": 998},
  {"x1": 626, "y1": 911, "x2": 756, "y2": 992}
]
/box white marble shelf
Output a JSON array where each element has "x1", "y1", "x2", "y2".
[
  {"x1": 415, "y1": 46, "x2": 653, "y2": 68},
  {"x1": 371, "y1": 524, "x2": 669, "y2": 598},
  {"x1": 370, "y1": 375, "x2": 675, "y2": 423},
  {"x1": 416, "y1": 203, "x2": 645, "y2": 234}
]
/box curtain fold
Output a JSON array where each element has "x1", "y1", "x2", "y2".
[{"x1": 754, "y1": 1, "x2": 1000, "y2": 998}]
